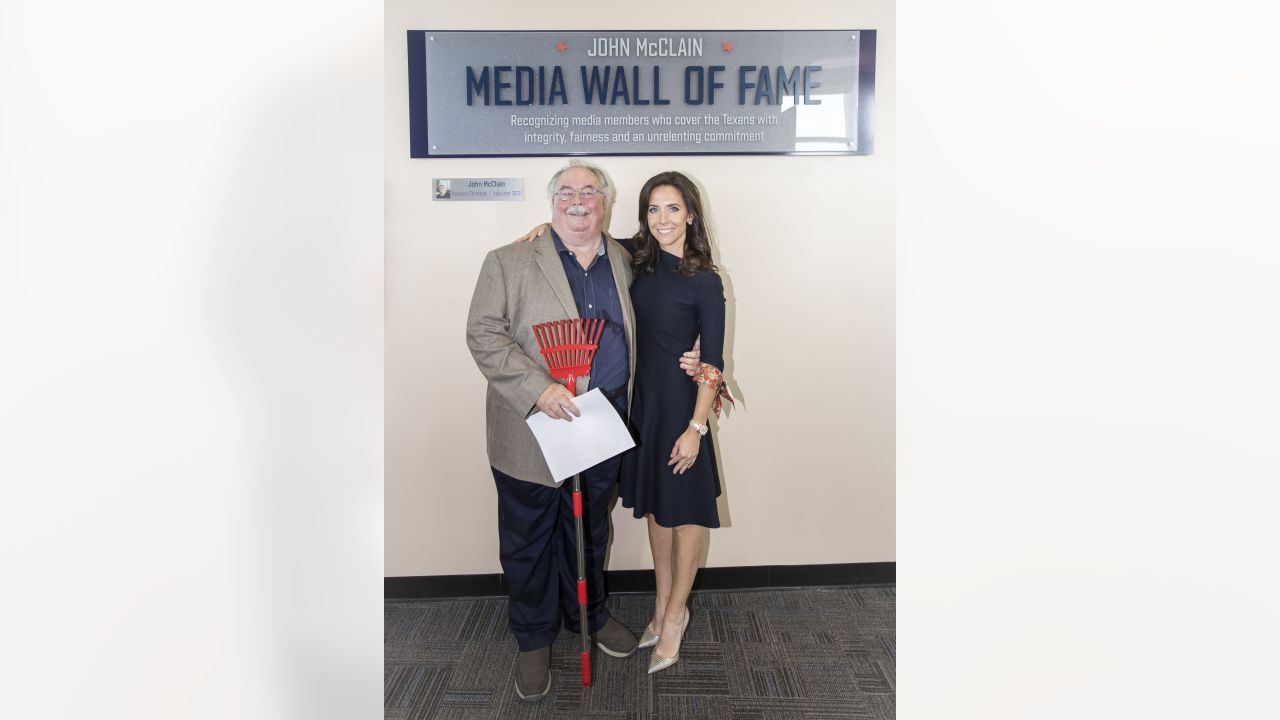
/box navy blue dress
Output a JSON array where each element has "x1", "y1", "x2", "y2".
[{"x1": 620, "y1": 245, "x2": 725, "y2": 529}]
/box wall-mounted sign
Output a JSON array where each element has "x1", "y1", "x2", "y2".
[
  {"x1": 407, "y1": 30, "x2": 875, "y2": 158},
  {"x1": 432, "y1": 177, "x2": 524, "y2": 201}
]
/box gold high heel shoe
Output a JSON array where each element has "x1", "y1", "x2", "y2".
[
  {"x1": 638, "y1": 623, "x2": 660, "y2": 649},
  {"x1": 647, "y1": 606, "x2": 690, "y2": 675}
]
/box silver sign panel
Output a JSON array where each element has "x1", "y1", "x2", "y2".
[
  {"x1": 407, "y1": 30, "x2": 876, "y2": 157},
  {"x1": 431, "y1": 177, "x2": 524, "y2": 201}
]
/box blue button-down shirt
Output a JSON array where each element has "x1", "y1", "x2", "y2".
[{"x1": 551, "y1": 230, "x2": 629, "y2": 398}]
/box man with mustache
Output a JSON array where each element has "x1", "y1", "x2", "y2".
[{"x1": 465, "y1": 160, "x2": 644, "y2": 701}]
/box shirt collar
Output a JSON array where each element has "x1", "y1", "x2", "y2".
[{"x1": 551, "y1": 229, "x2": 607, "y2": 259}]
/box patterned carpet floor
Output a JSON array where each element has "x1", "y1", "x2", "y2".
[{"x1": 385, "y1": 585, "x2": 895, "y2": 719}]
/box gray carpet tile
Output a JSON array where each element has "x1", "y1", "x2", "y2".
[{"x1": 385, "y1": 586, "x2": 895, "y2": 719}]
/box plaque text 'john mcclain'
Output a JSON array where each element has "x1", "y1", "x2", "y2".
[{"x1": 587, "y1": 36, "x2": 704, "y2": 57}]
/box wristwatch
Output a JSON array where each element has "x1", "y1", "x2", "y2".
[{"x1": 689, "y1": 419, "x2": 708, "y2": 436}]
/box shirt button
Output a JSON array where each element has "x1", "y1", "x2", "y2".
[{"x1": 588, "y1": 304, "x2": 593, "y2": 309}]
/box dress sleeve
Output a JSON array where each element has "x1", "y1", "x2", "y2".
[
  {"x1": 695, "y1": 271, "x2": 726, "y2": 370},
  {"x1": 617, "y1": 236, "x2": 637, "y2": 255}
]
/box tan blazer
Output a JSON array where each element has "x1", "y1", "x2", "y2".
[{"x1": 466, "y1": 230, "x2": 636, "y2": 487}]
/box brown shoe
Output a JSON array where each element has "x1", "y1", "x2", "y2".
[
  {"x1": 594, "y1": 616, "x2": 638, "y2": 658},
  {"x1": 514, "y1": 647, "x2": 551, "y2": 702}
]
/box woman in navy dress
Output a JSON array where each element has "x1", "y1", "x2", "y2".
[{"x1": 618, "y1": 172, "x2": 732, "y2": 674}]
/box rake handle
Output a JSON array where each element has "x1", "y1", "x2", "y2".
[
  {"x1": 530, "y1": 317, "x2": 604, "y2": 687},
  {"x1": 573, "y1": 469, "x2": 589, "y2": 687},
  {"x1": 564, "y1": 369, "x2": 590, "y2": 687}
]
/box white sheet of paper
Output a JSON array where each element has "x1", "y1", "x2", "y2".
[{"x1": 525, "y1": 387, "x2": 636, "y2": 483}]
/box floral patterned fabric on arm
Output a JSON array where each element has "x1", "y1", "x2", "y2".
[{"x1": 693, "y1": 363, "x2": 735, "y2": 418}]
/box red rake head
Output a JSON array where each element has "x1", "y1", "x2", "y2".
[{"x1": 532, "y1": 318, "x2": 605, "y2": 391}]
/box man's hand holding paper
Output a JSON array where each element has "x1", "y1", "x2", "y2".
[
  {"x1": 535, "y1": 382, "x2": 580, "y2": 421},
  {"x1": 526, "y1": 388, "x2": 635, "y2": 483}
]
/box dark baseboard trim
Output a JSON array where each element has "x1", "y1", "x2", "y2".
[{"x1": 385, "y1": 562, "x2": 894, "y2": 600}]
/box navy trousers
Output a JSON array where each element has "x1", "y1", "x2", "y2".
[{"x1": 493, "y1": 451, "x2": 620, "y2": 651}]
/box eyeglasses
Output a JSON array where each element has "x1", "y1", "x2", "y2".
[{"x1": 554, "y1": 187, "x2": 602, "y2": 202}]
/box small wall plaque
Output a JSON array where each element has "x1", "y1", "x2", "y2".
[{"x1": 432, "y1": 177, "x2": 524, "y2": 201}]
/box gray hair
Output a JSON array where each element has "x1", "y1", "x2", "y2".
[{"x1": 545, "y1": 159, "x2": 616, "y2": 208}]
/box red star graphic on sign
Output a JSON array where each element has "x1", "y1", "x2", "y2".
[
  {"x1": 722, "y1": 41, "x2": 734, "y2": 52},
  {"x1": 556, "y1": 41, "x2": 568, "y2": 52}
]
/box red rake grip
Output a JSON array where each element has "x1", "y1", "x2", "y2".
[
  {"x1": 573, "y1": 490, "x2": 583, "y2": 517},
  {"x1": 581, "y1": 652, "x2": 591, "y2": 686},
  {"x1": 531, "y1": 318, "x2": 603, "y2": 390},
  {"x1": 577, "y1": 579, "x2": 587, "y2": 605}
]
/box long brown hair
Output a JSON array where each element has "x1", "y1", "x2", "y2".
[{"x1": 630, "y1": 171, "x2": 716, "y2": 276}]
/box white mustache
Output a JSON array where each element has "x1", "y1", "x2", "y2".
[{"x1": 566, "y1": 203, "x2": 590, "y2": 216}]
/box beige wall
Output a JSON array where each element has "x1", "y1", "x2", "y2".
[{"x1": 385, "y1": 0, "x2": 895, "y2": 576}]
